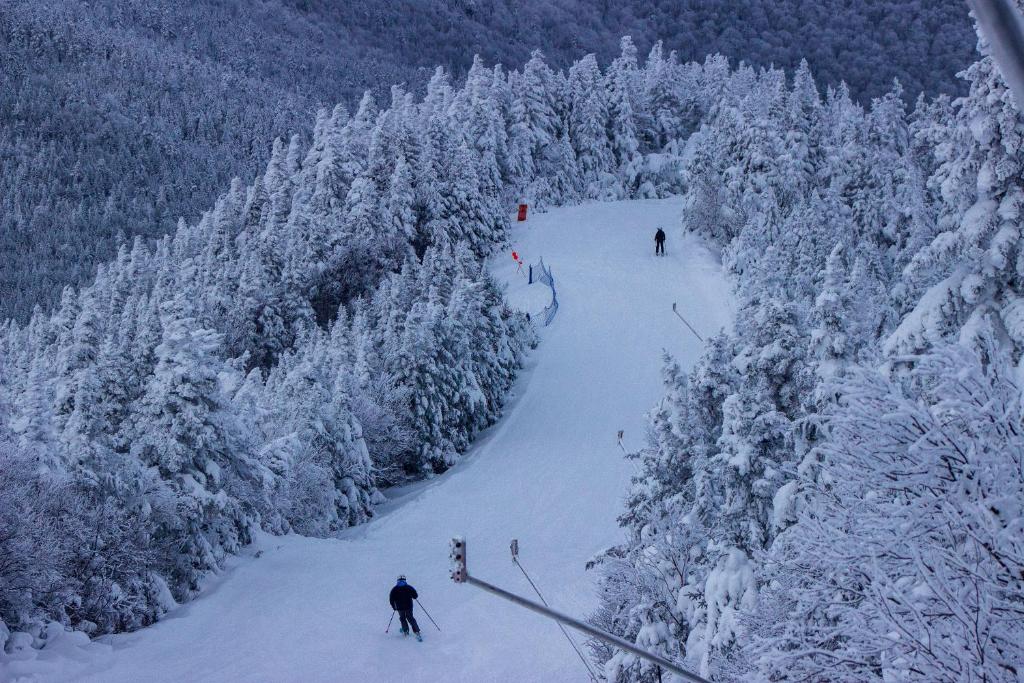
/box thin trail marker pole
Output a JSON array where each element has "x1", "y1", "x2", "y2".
[
  {"x1": 510, "y1": 540, "x2": 599, "y2": 682},
  {"x1": 416, "y1": 599, "x2": 441, "y2": 632},
  {"x1": 385, "y1": 610, "x2": 395, "y2": 633},
  {"x1": 672, "y1": 302, "x2": 705, "y2": 343}
]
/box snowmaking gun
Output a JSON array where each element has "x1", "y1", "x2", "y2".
[{"x1": 448, "y1": 537, "x2": 710, "y2": 683}]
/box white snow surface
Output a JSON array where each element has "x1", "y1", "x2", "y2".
[{"x1": 18, "y1": 198, "x2": 731, "y2": 683}]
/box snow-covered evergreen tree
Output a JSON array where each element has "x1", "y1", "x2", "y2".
[
  {"x1": 893, "y1": 47, "x2": 1024, "y2": 355},
  {"x1": 129, "y1": 299, "x2": 253, "y2": 596},
  {"x1": 606, "y1": 37, "x2": 644, "y2": 195}
]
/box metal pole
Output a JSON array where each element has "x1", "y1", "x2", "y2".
[
  {"x1": 672, "y1": 303, "x2": 705, "y2": 342},
  {"x1": 385, "y1": 610, "x2": 395, "y2": 633},
  {"x1": 969, "y1": 0, "x2": 1024, "y2": 110},
  {"x1": 463, "y1": 575, "x2": 709, "y2": 683}
]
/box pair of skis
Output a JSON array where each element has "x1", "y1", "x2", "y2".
[
  {"x1": 385, "y1": 611, "x2": 424, "y2": 641},
  {"x1": 386, "y1": 599, "x2": 440, "y2": 643}
]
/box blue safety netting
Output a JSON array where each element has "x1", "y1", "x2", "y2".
[{"x1": 532, "y1": 258, "x2": 558, "y2": 326}]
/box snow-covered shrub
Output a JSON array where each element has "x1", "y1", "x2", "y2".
[
  {"x1": 745, "y1": 335, "x2": 1024, "y2": 682},
  {"x1": 0, "y1": 441, "x2": 64, "y2": 631}
]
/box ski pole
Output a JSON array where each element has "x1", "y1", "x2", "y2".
[
  {"x1": 385, "y1": 610, "x2": 395, "y2": 633},
  {"x1": 416, "y1": 599, "x2": 441, "y2": 631}
]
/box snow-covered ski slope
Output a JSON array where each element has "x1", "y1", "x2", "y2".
[{"x1": 45, "y1": 198, "x2": 732, "y2": 683}]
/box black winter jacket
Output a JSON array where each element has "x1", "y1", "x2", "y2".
[{"x1": 389, "y1": 583, "x2": 418, "y2": 611}]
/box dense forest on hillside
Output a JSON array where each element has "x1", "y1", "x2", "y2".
[
  {"x1": 592, "y1": 28, "x2": 1024, "y2": 683},
  {"x1": 1, "y1": 0, "x2": 1022, "y2": 673},
  {"x1": 0, "y1": 0, "x2": 977, "y2": 322}
]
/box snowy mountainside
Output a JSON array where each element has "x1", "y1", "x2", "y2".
[
  {"x1": 6, "y1": 199, "x2": 732, "y2": 683},
  {"x1": 4, "y1": 5, "x2": 1024, "y2": 679},
  {"x1": 0, "y1": 0, "x2": 976, "y2": 322}
]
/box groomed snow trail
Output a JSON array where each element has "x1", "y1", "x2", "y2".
[{"x1": 48, "y1": 198, "x2": 732, "y2": 683}]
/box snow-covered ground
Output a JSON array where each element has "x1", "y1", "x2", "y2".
[{"x1": 11, "y1": 198, "x2": 732, "y2": 683}]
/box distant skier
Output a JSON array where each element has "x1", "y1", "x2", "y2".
[
  {"x1": 654, "y1": 228, "x2": 666, "y2": 256},
  {"x1": 389, "y1": 575, "x2": 422, "y2": 641}
]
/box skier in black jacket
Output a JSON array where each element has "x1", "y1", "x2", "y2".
[
  {"x1": 655, "y1": 227, "x2": 666, "y2": 256},
  {"x1": 389, "y1": 575, "x2": 421, "y2": 639}
]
